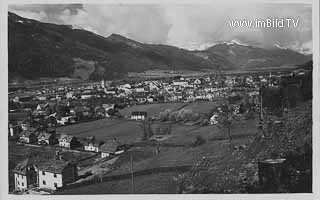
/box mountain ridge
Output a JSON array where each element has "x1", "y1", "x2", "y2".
[{"x1": 8, "y1": 12, "x2": 311, "y2": 81}]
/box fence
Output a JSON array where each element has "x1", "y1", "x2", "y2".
[{"x1": 57, "y1": 165, "x2": 192, "y2": 192}]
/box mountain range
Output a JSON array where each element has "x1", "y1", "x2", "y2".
[{"x1": 8, "y1": 12, "x2": 312, "y2": 82}]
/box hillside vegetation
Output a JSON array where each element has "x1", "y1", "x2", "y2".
[{"x1": 9, "y1": 12, "x2": 311, "y2": 81}]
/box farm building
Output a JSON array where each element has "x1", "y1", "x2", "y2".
[
  {"x1": 131, "y1": 111, "x2": 147, "y2": 120},
  {"x1": 13, "y1": 158, "x2": 38, "y2": 191},
  {"x1": 99, "y1": 139, "x2": 124, "y2": 158}
]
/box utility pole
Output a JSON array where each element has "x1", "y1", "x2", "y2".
[
  {"x1": 260, "y1": 92, "x2": 263, "y2": 121},
  {"x1": 259, "y1": 84, "x2": 263, "y2": 121},
  {"x1": 130, "y1": 155, "x2": 135, "y2": 194}
]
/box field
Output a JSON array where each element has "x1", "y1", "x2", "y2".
[
  {"x1": 57, "y1": 172, "x2": 179, "y2": 194},
  {"x1": 56, "y1": 101, "x2": 227, "y2": 144},
  {"x1": 56, "y1": 119, "x2": 142, "y2": 143},
  {"x1": 182, "y1": 100, "x2": 223, "y2": 114},
  {"x1": 8, "y1": 101, "x2": 272, "y2": 194},
  {"x1": 119, "y1": 102, "x2": 187, "y2": 118},
  {"x1": 56, "y1": 111, "x2": 259, "y2": 194}
]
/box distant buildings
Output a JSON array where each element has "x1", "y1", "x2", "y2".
[{"x1": 131, "y1": 111, "x2": 148, "y2": 120}]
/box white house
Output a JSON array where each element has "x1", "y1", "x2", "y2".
[
  {"x1": 210, "y1": 114, "x2": 219, "y2": 125},
  {"x1": 84, "y1": 141, "x2": 101, "y2": 152},
  {"x1": 172, "y1": 81, "x2": 188, "y2": 87},
  {"x1": 131, "y1": 111, "x2": 147, "y2": 120},
  {"x1": 58, "y1": 135, "x2": 78, "y2": 149},
  {"x1": 37, "y1": 159, "x2": 77, "y2": 190}
]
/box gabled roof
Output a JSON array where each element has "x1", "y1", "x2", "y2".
[
  {"x1": 58, "y1": 134, "x2": 75, "y2": 143},
  {"x1": 131, "y1": 111, "x2": 147, "y2": 116},
  {"x1": 37, "y1": 132, "x2": 54, "y2": 140},
  {"x1": 81, "y1": 139, "x2": 101, "y2": 147},
  {"x1": 37, "y1": 159, "x2": 72, "y2": 173},
  {"x1": 12, "y1": 158, "x2": 35, "y2": 175},
  {"x1": 99, "y1": 139, "x2": 121, "y2": 153},
  {"x1": 20, "y1": 130, "x2": 36, "y2": 137}
]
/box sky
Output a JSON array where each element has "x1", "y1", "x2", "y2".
[{"x1": 8, "y1": 3, "x2": 312, "y2": 54}]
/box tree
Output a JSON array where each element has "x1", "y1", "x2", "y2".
[
  {"x1": 217, "y1": 102, "x2": 239, "y2": 145},
  {"x1": 159, "y1": 109, "x2": 171, "y2": 121},
  {"x1": 193, "y1": 135, "x2": 206, "y2": 147},
  {"x1": 139, "y1": 120, "x2": 153, "y2": 141}
]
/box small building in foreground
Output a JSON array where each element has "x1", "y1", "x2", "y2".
[{"x1": 37, "y1": 158, "x2": 77, "y2": 190}]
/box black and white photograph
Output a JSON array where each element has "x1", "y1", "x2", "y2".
[{"x1": 2, "y1": 0, "x2": 320, "y2": 198}]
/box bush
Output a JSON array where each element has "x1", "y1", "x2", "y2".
[{"x1": 193, "y1": 136, "x2": 206, "y2": 147}]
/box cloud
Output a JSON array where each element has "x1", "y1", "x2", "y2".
[
  {"x1": 8, "y1": 3, "x2": 312, "y2": 53},
  {"x1": 9, "y1": 4, "x2": 83, "y2": 24}
]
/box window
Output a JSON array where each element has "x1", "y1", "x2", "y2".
[
  {"x1": 42, "y1": 171, "x2": 45, "y2": 175},
  {"x1": 54, "y1": 183, "x2": 57, "y2": 188},
  {"x1": 43, "y1": 180, "x2": 46, "y2": 185},
  {"x1": 54, "y1": 173, "x2": 57, "y2": 178},
  {"x1": 22, "y1": 182, "x2": 24, "y2": 186}
]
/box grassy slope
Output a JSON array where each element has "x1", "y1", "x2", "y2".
[
  {"x1": 57, "y1": 100, "x2": 311, "y2": 194},
  {"x1": 57, "y1": 114, "x2": 258, "y2": 194},
  {"x1": 119, "y1": 102, "x2": 186, "y2": 118}
]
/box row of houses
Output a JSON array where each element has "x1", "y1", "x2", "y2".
[{"x1": 17, "y1": 129, "x2": 125, "y2": 158}]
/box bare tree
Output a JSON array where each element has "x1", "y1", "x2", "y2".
[
  {"x1": 218, "y1": 102, "x2": 240, "y2": 148},
  {"x1": 139, "y1": 120, "x2": 153, "y2": 141}
]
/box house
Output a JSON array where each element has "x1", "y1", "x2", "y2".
[
  {"x1": 134, "y1": 87, "x2": 145, "y2": 93},
  {"x1": 194, "y1": 79, "x2": 202, "y2": 85},
  {"x1": 8, "y1": 123, "x2": 21, "y2": 137},
  {"x1": 19, "y1": 130, "x2": 38, "y2": 144},
  {"x1": 102, "y1": 104, "x2": 115, "y2": 117},
  {"x1": 13, "y1": 158, "x2": 38, "y2": 191},
  {"x1": 210, "y1": 114, "x2": 219, "y2": 125},
  {"x1": 36, "y1": 103, "x2": 49, "y2": 111},
  {"x1": 20, "y1": 120, "x2": 31, "y2": 131},
  {"x1": 83, "y1": 139, "x2": 102, "y2": 152},
  {"x1": 94, "y1": 106, "x2": 106, "y2": 118},
  {"x1": 66, "y1": 92, "x2": 74, "y2": 99},
  {"x1": 147, "y1": 96, "x2": 155, "y2": 103},
  {"x1": 58, "y1": 135, "x2": 78, "y2": 149},
  {"x1": 37, "y1": 132, "x2": 57, "y2": 145},
  {"x1": 131, "y1": 111, "x2": 147, "y2": 120},
  {"x1": 99, "y1": 139, "x2": 124, "y2": 158},
  {"x1": 37, "y1": 158, "x2": 77, "y2": 190},
  {"x1": 57, "y1": 116, "x2": 75, "y2": 126},
  {"x1": 172, "y1": 81, "x2": 188, "y2": 87}
]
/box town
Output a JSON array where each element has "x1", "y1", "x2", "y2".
[{"x1": 8, "y1": 66, "x2": 311, "y2": 194}]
